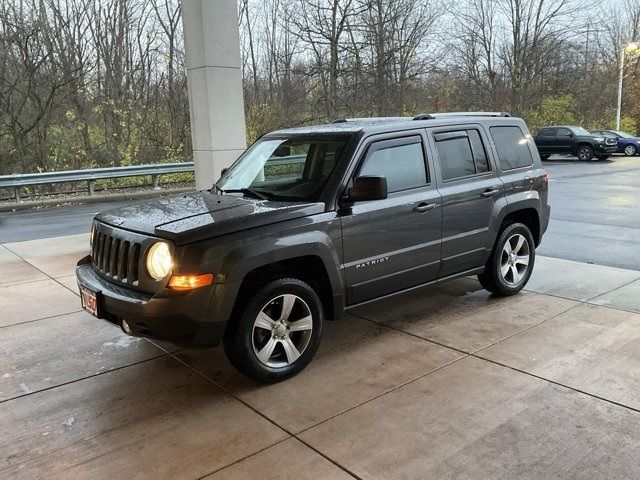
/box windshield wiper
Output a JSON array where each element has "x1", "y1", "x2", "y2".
[{"x1": 221, "y1": 188, "x2": 271, "y2": 201}]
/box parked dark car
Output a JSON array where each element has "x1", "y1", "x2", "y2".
[
  {"x1": 590, "y1": 129, "x2": 640, "y2": 156},
  {"x1": 76, "y1": 112, "x2": 550, "y2": 382},
  {"x1": 534, "y1": 126, "x2": 617, "y2": 161}
]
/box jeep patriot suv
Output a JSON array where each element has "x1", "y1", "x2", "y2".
[{"x1": 76, "y1": 112, "x2": 550, "y2": 382}]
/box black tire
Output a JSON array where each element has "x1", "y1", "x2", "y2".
[
  {"x1": 223, "y1": 277, "x2": 324, "y2": 383},
  {"x1": 540, "y1": 154, "x2": 550, "y2": 161},
  {"x1": 576, "y1": 145, "x2": 593, "y2": 161},
  {"x1": 624, "y1": 144, "x2": 637, "y2": 156},
  {"x1": 478, "y1": 222, "x2": 536, "y2": 296}
]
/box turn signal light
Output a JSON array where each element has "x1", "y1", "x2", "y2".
[{"x1": 168, "y1": 274, "x2": 214, "y2": 291}]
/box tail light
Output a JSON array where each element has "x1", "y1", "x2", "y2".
[{"x1": 543, "y1": 171, "x2": 550, "y2": 183}]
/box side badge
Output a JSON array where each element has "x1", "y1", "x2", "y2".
[{"x1": 356, "y1": 256, "x2": 390, "y2": 269}]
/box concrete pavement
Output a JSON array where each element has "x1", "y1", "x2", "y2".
[{"x1": 2, "y1": 234, "x2": 640, "y2": 479}]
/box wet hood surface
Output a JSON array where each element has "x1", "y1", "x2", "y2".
[{"x1": 96, "y1": 191, "x2": 325, "y2": 244}]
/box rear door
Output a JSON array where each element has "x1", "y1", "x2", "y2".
[
  {"x1": 535, "y1": 128, "x2": 556, "y2": 153},
  {"x1": 340, "y1": 133, "x2": 442, "y2": 304},
  {"x1": 429, "y1": 125, "x2": 504, "y2": 277}
]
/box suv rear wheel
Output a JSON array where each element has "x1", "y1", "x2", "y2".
[
  {"x1": 478, "y1": 222, "x2": 535, "y2": 296},
  {"x1": 223, "y1": 277, "x2": 323, "y2": 382},
  {"x1": 576, "y1": 145, "x2": 594, "y2": 161}
]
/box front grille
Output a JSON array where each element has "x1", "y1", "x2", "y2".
[{"x1": 92, "y1": 230, "x2": 141, "y2": 285}]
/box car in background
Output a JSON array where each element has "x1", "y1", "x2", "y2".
[
  {"x1": 534, "y1": 126, "x2": 617, "y2": 161},
  {"x1": 590, "y1": 129, "x2": 640, "y2": 156}
]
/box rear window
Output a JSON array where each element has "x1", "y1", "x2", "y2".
[
  {"x1": 434, "y1": 129, "x2": 490, "y2": 181},
  {"x1": 490, "y1": 126, "x2": 534, "y2": 170}
]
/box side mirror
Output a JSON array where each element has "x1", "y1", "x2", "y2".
[{"x1": 348, "y1": 176, "x2": 388, "y2": 201}]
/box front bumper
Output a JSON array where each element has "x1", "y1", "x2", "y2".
[
  {"x1": 76, "y1": 256, "x2": 238, "y2": 348},
  {"x1": 595, "y1": 144, "x2": 617, "y2": 154}
]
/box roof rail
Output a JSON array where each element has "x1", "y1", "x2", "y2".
[
  {"x1": 332, "y1": 117, "x2": 409, "y2": 123},
  {"x1": 413, "y1": 112, "x2": 511, "y2": 120}
]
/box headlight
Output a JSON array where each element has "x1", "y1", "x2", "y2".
[
  {"x1": 593, "y1": 136, "x2": 605, "y2": 142},
  {"x1": 146, "y1": 242, "x2": 173, "y2": 280}
]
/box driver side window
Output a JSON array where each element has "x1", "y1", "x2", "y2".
[{"x1": 359, "y1": 138, "x2": 427, "y2": 193}]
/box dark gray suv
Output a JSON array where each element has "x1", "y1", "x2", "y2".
[{"x1": 76, "y1": 112, "x2": 550, "y2": 382}]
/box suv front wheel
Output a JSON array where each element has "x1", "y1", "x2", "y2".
[
  {"x1": 478, "y1": 222, "x2": 536, "y2": 296},
  {"x1": 223, "y1": 277, "x2": 324, "y2": 382},
  {"x1": 576, "y1": 145, "x2": 594, "y2": 161}
]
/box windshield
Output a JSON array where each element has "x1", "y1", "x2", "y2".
[
  {"x1": 216, "y1": 136, "x2": 349, "y2": 201},
  {"x1": 571, "y1": 127, "x2": 592, "y2": 136},
  {"x1": 613, "y1": 130, "x2": 633, "y2": 138}
]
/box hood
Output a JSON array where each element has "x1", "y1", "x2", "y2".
[{"x1": 96, "y1": 191, "x2": 325, "y2": 244}]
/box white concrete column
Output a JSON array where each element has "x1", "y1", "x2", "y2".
[{"x1": 182, "y1": 0, "x2": 247, "y2": 190}]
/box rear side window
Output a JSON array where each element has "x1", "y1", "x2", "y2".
[
  {"x1": 359, "y1": 140, "x2": 427, "y2": 192},
  {"x1": 434, "y1": 129, "x2": 490, "y2": 181},
  {"x1": 539, "y1": 128, "x2": 555, "y2": 137},
  {"x1": 490, "y1": 126, "x2": 534, "y2": 170}
]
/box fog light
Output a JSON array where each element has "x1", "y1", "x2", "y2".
[
  {"x1": 121, "y1": 319, "x2": 132, "y2": 335},
  {"x1": 168, "y1": 273, "x2": 214, "y2": 291}
]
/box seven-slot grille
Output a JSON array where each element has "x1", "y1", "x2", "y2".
[{"x1": 92, "y1": 230, "x2": 141, "y2": 285}]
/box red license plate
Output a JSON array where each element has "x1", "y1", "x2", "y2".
[{"x1": 80, "y1": 285, "x2": 99, "y2": 317}]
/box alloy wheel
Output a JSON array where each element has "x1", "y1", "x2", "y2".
[
  {"x1": 625, "y1": 145, "x2": 636, "y2": 156},
  {"x1": 577, "y1": 147, "x2": 592, "y2": 161},
  {"x1": 500, "y1": 234, "x2": 530, "y2": 285},
  {"x1": 252, "y1": 294, "x2": 313, "y2": 368}
]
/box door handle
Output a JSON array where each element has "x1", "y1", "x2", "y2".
[
  {"x1": 481, "y1": 187, "x2": 501, "y2": 198},
  {"x1": 413, "y1": 202, "x2": 437, "y2": 213}
]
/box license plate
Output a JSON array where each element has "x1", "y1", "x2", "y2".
[{"x1": 80, "y1": 285, "x2": 99, "y2": 317}]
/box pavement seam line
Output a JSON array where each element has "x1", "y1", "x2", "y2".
[
  {"x1": 0, "y1": 348, "x2": 171, "y2": 405},
  {"x1": 0, "y1": 309, "x2": 84, "y2": 330},
  {"x1": 192, "y1": 437, "x2": 293, "y2": 480},
  {"x1": 2, "y1": 242, "x2": 86, "y2": 297},
  {"x1": 165, "y1": 347, "x2": 456, "y2": 480},
  {"x1": 470, "y1": 353, "x2": 640, "y2": 416},
  {"x1": 470, "y1": 299, "x2": 583, "y2": 355},
  {"x1": 523, "y1": 286, "x2": 640, "y2": 316},
  {"x1": 351, "y1": 294, "x2": 640, "y2": 416},
  {"x1": 294, "y1": 353, "x2": 469, "y2": 436},
  {"x1": 584, "y1": 275, "x2": 640, "y2": 303},
  {"x1": 162, "y1": 353, "x2": 373, "y2": 480}
]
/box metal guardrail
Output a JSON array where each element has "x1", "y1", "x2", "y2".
[{"x1": 0, "y1": 162, "x2": 195, "y2": 202}]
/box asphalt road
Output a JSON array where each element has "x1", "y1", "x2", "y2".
[
  {"x1": 1, "y1": 155, "x2": 639, "y2": 270},
  {"x1": 537, "y1": 155, "x2": 640, "y2": 270}
]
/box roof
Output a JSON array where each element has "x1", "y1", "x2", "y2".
[{"x1": 267, "y1": 113, "x2": 521, "y2": 137}]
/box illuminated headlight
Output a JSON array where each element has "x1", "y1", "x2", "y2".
[{"x1": 146, "y1": 242, "x2": 173, "y2": 280}]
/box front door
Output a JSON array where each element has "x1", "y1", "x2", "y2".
[
  {"x1": 340, "y1": 134, "x2": 442, "y2": 305},
  {"x1": 554, "y1": 127, "x2": 573, "y2": 153}
]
